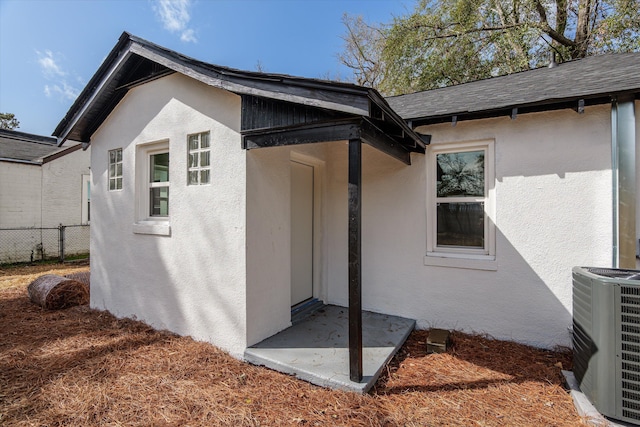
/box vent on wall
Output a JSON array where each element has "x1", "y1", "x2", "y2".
[{"x1": 573, "y1": 267, "x2": 640, "y2": 424}]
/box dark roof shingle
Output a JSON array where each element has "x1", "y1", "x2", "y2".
[
  {"x1": 0, "y1": 129, "x2": 61, "y2": 162},
  {"x1": 387, "y1": 52, "x2": 640, "y2": 123}
]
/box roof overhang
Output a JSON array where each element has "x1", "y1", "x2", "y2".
[
  {"x1": 53, "y1": 32, "x2": 426, "y2": 164},
  {"x1": 409, "y1": 92, "x2": 640, "y2": 127},
  {"x1": 243, "y1": 117, "x2": 416, "y2": 165}
]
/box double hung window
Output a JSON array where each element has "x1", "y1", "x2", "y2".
[
  {"x1": 426, "y1": 140, "x2": 495, "y2": 269},
  {"x1": 133, "y1": 141, "x2": 170, "y2": 236},
  {"x1": 149, "y1": 152, "x2": 169, "y2": 216}
]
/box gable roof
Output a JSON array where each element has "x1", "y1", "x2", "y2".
[
  {"x1": 0, "y1": 129, "x2": 61, "y2": 163},
  {"x1": 53, "y1": 32, "x2": 424, "y2": 155},
  {"x1": 387, "y1": 52, "x2": 640, "y2": 126}
]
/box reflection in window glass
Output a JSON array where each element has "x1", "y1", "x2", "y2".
[
  {"x1": 149, "y1": 152, "x2": 169, "y2": 217},
  {"x1": 150, "y1": 187, "x2": 169, "y2": 216},
  {"x1": 434, "y1": 148, "x2": 487, "y2": 250},
  {"x1": 436, "y1": 202, "x2": 484, "y2": 248},
  {"x1": 151, "y1": 152, "x2": 169, "y2": 182},
  {"x1": 436, "y1": 151, "x2": 484, "y2": 197}
]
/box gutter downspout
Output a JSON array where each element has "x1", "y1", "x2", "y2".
[{"x1": 611, "y1": 96, "x2": 636, "y2": 268}]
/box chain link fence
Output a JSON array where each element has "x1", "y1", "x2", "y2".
[{"x1": 0, "y1": 225, "x2": 89, "y2": 265}]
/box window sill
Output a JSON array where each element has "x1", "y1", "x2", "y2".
[
  {"x1": 424, "y1": 253, "x2": 497, "y2": 271},
  {"x1": 132, "y1": 221, "x2": 171, "y2": 236}
]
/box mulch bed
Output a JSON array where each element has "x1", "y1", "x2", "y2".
[{"x1": 0, "y1": 264, "x2": 583, "y2": 426}]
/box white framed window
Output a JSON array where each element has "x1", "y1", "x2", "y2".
[
  {"x1": 187, "y1": 131, "x2": 210, "y2": 185},
  {"x1": 108, "y1": 148, "x2": 122, "y2": 190},
  {"x1": 81, "y1": 174, "x2": 90, "y2": 224},
  {"x1": 149, "y1": 151, "x2": 169, "y2": 216},
  {"x1": 133, "y1": 141, "x2": 170, "y2": 236},
  {"x1": 425, "y1": 140, "x2": 496, "y2": 270}
]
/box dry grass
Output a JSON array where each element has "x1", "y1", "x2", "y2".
[{"x1": 0, "y1": 264, "x2": 583, "y2": 426}]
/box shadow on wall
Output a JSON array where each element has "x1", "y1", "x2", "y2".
[
  {"x1": 91, "y1": 178, "x2": 247, "y2": 356},
  {"x1": 89, "y1": 75, "x2": 247, "y2": 356},
  {"x1": 323, "y1": 128, "x2": 610, "y2": 349}
]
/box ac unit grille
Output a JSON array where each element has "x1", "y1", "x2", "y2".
[
  {"x1": 621, "y1": 285, "x2": 640, "y2": 421},
  {"x1": 623, "y1": 371, "x2": 640, "y2": 382},
  {"x1": 623, "y1": 352, "x2": 640, "y2": 363},
  {"x1": 623, "y1": 324, "x2": 640, "y2": 334},
  {"x1": 623, "y1": 334, "x2": 640, "y2": 345},
  {"x1": 588, "y1": 268, "x2": 640, "y2": 278},
  {"x1": 573, "y1": 273, "x2": 593, "y2": 385},
  {"x1": 623, "y1": 362, "x2": 640, "y2": 373}
]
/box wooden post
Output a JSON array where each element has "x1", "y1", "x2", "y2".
[{"x1": 348, "y1": 138, "x2": 363, "y2": 382}]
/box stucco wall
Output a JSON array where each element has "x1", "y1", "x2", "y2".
[
  {"x1": 323, "y1": 105, "x2": 613, "y2": 349},
  {"x1": 246, "y1": 143, "x2": 329, "y2": 346},
  {"x1": 89, "y1": 73, "x2": 247, "y2": 357}
]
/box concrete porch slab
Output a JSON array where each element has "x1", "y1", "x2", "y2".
[{"x1": 244, "y1": 305, "x2": 415, "y2": 393}]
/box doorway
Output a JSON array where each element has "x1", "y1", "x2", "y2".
[{"x1": 291, "y1": 160, "x2": 315, "y2": 307}]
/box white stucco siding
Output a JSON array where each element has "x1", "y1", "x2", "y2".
[
  {"x1": 89, "y1": 73, "x2": 247, "y2": 357},
  {"x1": 246, "y1": 143, "x2": 329, "y2": 346},
  {"x1": 323, "y1": 105, "x2": 612, "y2": 349}
]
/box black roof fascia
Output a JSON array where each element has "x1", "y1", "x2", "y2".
[
  {"x1": 53, "y1": 32, "x2": 134, "y2": 144},
  {"x1": 411, "y1": 94, "x2": 620, "y2": 127},
  {"x1": 53, "y1": 32, "x2": 425, "y2": 152},
  {"x1": 242, "y1": 117, "x2": 415, "y2": 165},
  {"x1": 0, "y1": 128, "x2": 56, "y2": 145}
]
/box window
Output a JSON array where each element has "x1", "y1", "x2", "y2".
[
  {"x1": 187, "y1": 131, "x2": 210, "y2": 185},
  {"x1": 81, "y1": 174, "x2": 90, "y2": 224},
  {"x1": 149, "y1": 152, "x2": 169, "y2": 216},
  {"x1": 426, "y1": 140, "x2": 495, "y2": 270},
  {"x1": 108, "y1": 148, "x2": 122, "y2": 190},
  {"x1": 133, "y1": 141, "x2": 170, "y2": 236}
]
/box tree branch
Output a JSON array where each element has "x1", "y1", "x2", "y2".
[{"x1": 532, "y1": 0, "x2": 577, "y2": 47}]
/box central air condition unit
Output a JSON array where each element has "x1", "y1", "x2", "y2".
[{"x1": 573, "y1": 266, "x2": 640, "y2": 425}]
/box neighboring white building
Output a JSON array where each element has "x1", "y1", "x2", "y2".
[
  {"x1": 0, "y1": 129, "x2": 91, "y2": 262},
  {"x1": 53, "y1": 33, "x2": 639, "y2": 362}
]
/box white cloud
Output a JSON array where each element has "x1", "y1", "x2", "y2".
[
  {"x1": 154, "y1": 0, "x2": 197, "y2": 43},
  {"x1": 43, "y1": 82, "x2": 80, "y2": 101},
  {"x1": 37, "y1": 50, "x2": 81, "y2": 102},
  {"x1": 37, "y1": 50, "x2": 66, "y2": 77},
  {"x1": 180, "y1": 28, "x2": 196, "y2": 43}
]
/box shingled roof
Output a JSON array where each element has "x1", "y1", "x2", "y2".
[
  {"x1": 387, "y1": 52, "x2": 640, "y2": 126},
  {"x1": 0, "y1": 129, "x2": 61, "y2": 163}
]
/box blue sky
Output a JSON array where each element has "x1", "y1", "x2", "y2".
[{"x1": 0, "y1": 0, "x2": 413, "y2": 136}]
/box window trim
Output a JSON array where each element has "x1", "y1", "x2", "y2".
[
  {"x1": 133, "y1": 140, "x2": 170, "y2": 236},
  {"x1": 187, "y1": 131, "x2": 211, "y2": 186},
  {"x1": 108, "y1": 148, "x2": 123, "y2": 191},
  {"x1": 81, "y1": 174, "x2": 90, "y2": 224},
  {"x1": 425, "y1": 140, "x2": 496, "y2": 270}
]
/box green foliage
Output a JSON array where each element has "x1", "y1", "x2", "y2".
[
  {"x1": 0, "y1": 112, "x2": 20, "y2": 130},
  {"x1": 340, "y1": 0, "x2": 640, "y2": 95}
]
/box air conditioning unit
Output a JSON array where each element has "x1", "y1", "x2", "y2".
[{"x1": 573, "y1": 266, "x2": 640, "y2": 425}]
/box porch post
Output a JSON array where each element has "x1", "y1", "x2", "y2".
[{"x1": 348, "y1": 138, "x2": 363, "y2": 382}]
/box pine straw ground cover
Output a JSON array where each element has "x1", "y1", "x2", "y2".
[{"x1": 0, "y1": 264, "x2": 583, "y2": 426}]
